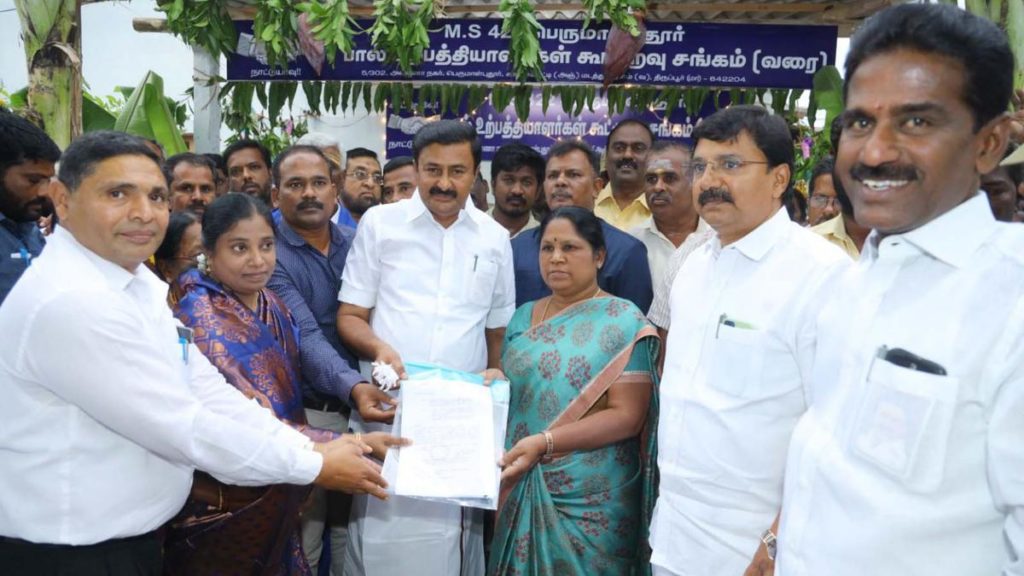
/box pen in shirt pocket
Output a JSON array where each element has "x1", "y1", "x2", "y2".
[{"x1": 716, "y1": 313, "x2": 756, "y2": 337}]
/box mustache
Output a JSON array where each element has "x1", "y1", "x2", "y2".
[
  {"x1": 27, "y1": 196, "x2": 54, "y2": 216},
  {"x1": 698, "y1": 187, "x2": 734, "y2": 206},
  {"x1": 296, "y1": 198, "x2": 324, "y2": 211},
  {"x1": 428, "y1": 186, "x2": 457, "y2": 199},
  {"x1": 648, "y1": 191, "x2": 672, "y2": 204},
  {"x1": 616, "y1": 158, "x2": 639, "y2": 170},
  {"x1": 849, "y1": 163, "x2": 919, "y2": 183}
]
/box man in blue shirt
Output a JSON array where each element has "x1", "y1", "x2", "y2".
[
  {"x1": 0, "y1": 111, "x2": 60, "y2": 306},
  {"x1": 512, "y1": 140, "x2": 653, "y2": 312},
  {"x1": 266, "y1": 144, "x2": 391, "y2": 575}
]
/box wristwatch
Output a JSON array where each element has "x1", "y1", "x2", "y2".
[{"x1": 760, "y1": 528, "x2": 777, "y2": 561}]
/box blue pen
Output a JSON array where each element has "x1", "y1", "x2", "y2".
[
  {"x1": 179, "y1": 336, "x2": 188, "y2": 363},
  {"x1": 19, "y1": 247, "x2": 30, "y2": 266}
]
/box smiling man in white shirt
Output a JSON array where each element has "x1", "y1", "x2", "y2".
[
  {"x1": 337, "y1": 120, "x2": 515, "y2": 576},
  {"x1": 649, "y1": 105, "x2": 848, "y2": 576},
  {"x1": 766, "y1": 5, "x2": 1024, "y2": 576},
  {"x1": 0, "y1": 131, "x2": 402, "y2": 576}
]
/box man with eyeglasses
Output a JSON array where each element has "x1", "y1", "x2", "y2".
[
  {"x1": 650, "y1": 105, "x2": 847, "y2": 576},
  {"x1": 805, "y1": 156, "x2": 840, "y2": 226},
  {"x1": 340, "y1": 148, "x2": 383, "y2": 226},
  {"x1": 595, "y1": 119, "x2": 655, "y2": 231}
]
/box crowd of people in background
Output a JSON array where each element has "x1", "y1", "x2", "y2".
[{"x1": 1, "y1": 3, "x2": 1024, "y2": 576}]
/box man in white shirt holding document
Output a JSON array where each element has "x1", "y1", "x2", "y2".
[
  {"x1": 337, "y1": 120, "x2": 515, "y2": 576},
  {"x1": 0, "y1": 131, "x2": 401, "y2": 576},
  {"x1": 768, "y1": 5, "x2": 1024, "y2": 576},
  {"x1": 650, "y1": 106, "x2": 848, "y2": 576}
]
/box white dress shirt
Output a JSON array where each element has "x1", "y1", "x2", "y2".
[
  {"x1": 340, "y1": 190, "x2": 516, "y2": 374},
  {"x1": 0, "y1": 227, "x2": 322, "y2": 545},
  {"x1": 338, "y1": 191, "x2": 515, "y2": 576},
  {"x1": 777, "y1": 194, "x2": 1024, "y2": 576},
  {"x1": 651, "y1": 208, "x2": 848, "y2": 575},
  {"x1": 645, "y1": 219, "x2": 713, "y2": 330}
]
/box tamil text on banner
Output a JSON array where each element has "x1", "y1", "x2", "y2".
[
  {"x1": 385, "y1": 89, "x2": 728, "y2": 161},
  {"x1": 227, "y1": 19, "x2": 837, "y2": 90}
]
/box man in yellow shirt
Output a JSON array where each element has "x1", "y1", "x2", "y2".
[{"x1": 595, "y1": 119, "x2": 654, "y2": 230}]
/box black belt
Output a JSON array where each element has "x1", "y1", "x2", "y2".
[{"x1": 302, "y1": 394, "x2": 348, "y2": 412}]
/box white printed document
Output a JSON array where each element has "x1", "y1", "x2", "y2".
[{"x1": 389, "y1": 378, "x2": 499, "y2": 505}]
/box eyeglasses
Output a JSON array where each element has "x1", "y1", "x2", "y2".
[
  {"x1": 688, "y1": 156, "x2": 771, "y2": 179},
  {"x1": 347, "y1": 168, "x2": 384, "y2": 186},
  {"x1": 808, "y1": 195, "x2": 839, "y2": 208}
]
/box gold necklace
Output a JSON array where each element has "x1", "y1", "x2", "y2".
[{"x1": 541, "y1": 285, "x2": 602, "y2": 321}]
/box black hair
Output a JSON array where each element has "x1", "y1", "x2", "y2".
[
  {"x1": 539, "y1": 206, "x2": 606, "y2": 255},
  {"x1": 201, "y1": 193, "x2": 274, "y2": 250},
  {"x1": 0, "y1": 109, "x2": 61, "y2": 178},
  {"x1": 383, "y1": 156, "x2": 415, "y2": 175},
  {"x1": 547, "y1": 140, "x2": 601, "y2": 177},
  {"x1": 695, "y1": 106, "x2": 795, "y2": 207},
  {"x1": 154, "y1": 210, "x2": 200, "y2": 261},
  {"x1": 58, "y1": 131, "x2": 160, "y2": 193},
  {"x1": 1003, "y1": 144, "x2": 1024, "y2": 186},
  {"x1": 222, "y1": 138, "x2": 272, "y2": 170},
  {"x1": 785, "y1": 190, "x2": 807, "y2": 224},
  {"x1": 692, "y1": 105, "x2": 794, "y2": 177},
  {"x1": 649, "y1": 140, "x2": 691, "y2": 155},
  {"x1": 162, "y1": 152, "x2": 217, "y2": 186},
  {"x1": 844, "y1": 3, "x2": 1012, "y2": 131},
  {"x1": 491, "y1": 143, "x2": 545, "y2": 186},
  {"x1": 606, "y1": 118, "x2": 655, "y2": 149},
  {"x1": 809, "y1": 156, "x2": 835, "y2": 197},
  {"x1": 271, "y1": 144, "x2": 333, "y2": 186},
  {"x1": 203, "y1": 152, "x2": 227, "y2": 174},
  {"x1": 412, "y1": 120, "x2": 482, "y2": 168},
  {"x1": 347, "y1": 147, "x2": 379, "y2": 162}
]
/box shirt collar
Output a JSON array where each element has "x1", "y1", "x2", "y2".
[
  {"x1": 865, "y1": 193, "x2": 997, "y2": 268},
  {"x1": 816, "y1": 214, "x2": 849, "y2": 239},
  {"x1": 51, "y1": 225, "x2": 144, "y2": 292},
  {"x1": 277, "y1": 217, "x2": 347, "y2": 249},
  {"x1": 711, "y1": 207, "x2": 790, "y2": 261},
  {"x1": 596, "y1": 184, "x2": 649, "y2": 209}
]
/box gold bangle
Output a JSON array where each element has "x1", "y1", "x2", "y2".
[
  {"x1": 543, "y1": 431, "x2": 554, "y2": 456},
  {"x1": 355, "y1": 432, "x2": 362, "y2": 444}
]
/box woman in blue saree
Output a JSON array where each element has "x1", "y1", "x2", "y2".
[
  {"x1": 489, "y1": 207, "x2": 660, "y2": 576},
  {"x1": 163, "y1": 194, "x2": 338, "y2": 576}
]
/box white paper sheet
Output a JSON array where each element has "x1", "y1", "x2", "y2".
[{"x1": 393, "y1": 378, "x2": 497, "y2": 502}]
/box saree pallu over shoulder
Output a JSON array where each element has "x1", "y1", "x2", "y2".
[
  {"x1": 163, "y1": 269, "x2": 320, "y2": 576},
  {"x1": 490, "y1": 296, "x2": 660, "y2": 576}
]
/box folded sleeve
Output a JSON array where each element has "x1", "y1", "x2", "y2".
[{"x1": 339, "y1": 211, "x2": 381, "y2": 309}]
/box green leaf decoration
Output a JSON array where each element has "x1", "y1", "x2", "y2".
[{"x1": 113, "y1": 70, "x2": 188, "y2": 155}]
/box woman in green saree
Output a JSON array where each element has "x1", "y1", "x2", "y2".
[{"x1": 489, "y1": 207, "x2": 660, "y2": 576}]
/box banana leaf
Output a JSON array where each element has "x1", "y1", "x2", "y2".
[
  {"x1": 113, "y1": 71, "x2": 188, "y2": 155},
  {"x1": 83, "y1": 92, "x2": 116, "y2": 131}
]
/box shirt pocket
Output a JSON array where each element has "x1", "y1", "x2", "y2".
[
  {"x1": 466, "y1": 258, "x2": 499, "y2": 308},
  {"x1": 848, "y1": 358, "x2": 959, "y2": 493},
  {"x1": 709, "y1": 323, "x2": 766, "y2": 397}
]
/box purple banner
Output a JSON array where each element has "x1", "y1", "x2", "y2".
[
  {"x1": 227, "y1": 19, "x2": 836, "y2": 89},
  {"x1": 385, "y1": 89, "x2": 728, "y2": 161}
]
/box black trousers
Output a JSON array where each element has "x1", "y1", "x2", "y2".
[{"x1": 0, "y1": 531, "x2": 162, "y2": 576}]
